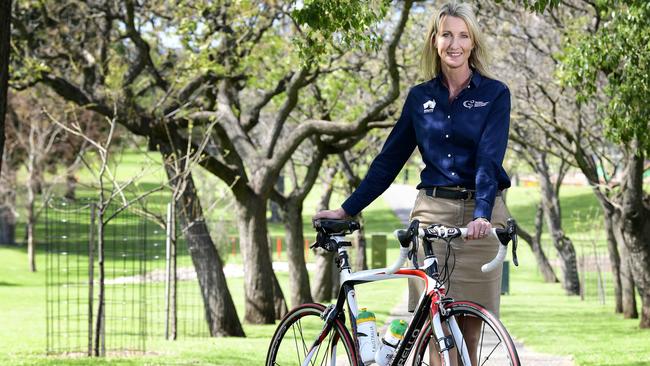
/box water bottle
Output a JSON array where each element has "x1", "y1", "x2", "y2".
[
  {"x1": 375, "y1": 319, "x2": 408, "y2": 366},
  {"x1": 356, "y1": 308, "x2": 379, "y2": 365}
]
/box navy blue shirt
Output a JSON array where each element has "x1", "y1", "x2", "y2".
[{"x1": 342, "y1": 72, "x2": 511, "y2": 221}]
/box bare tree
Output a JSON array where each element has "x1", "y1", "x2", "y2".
[
  {"x1": 0, "y1": 0, "x2": 11, "y2": 177},
  {"x1": 4, "y1": 89, "x2": 93, "y2": 270}
]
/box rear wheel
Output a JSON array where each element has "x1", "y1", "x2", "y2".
[
  {"x1": 266, "y1": 303, "x2": 358, "y2": 366},
  {"x1": 412, "y1": 301, "x2": 520, "y2": 366}
]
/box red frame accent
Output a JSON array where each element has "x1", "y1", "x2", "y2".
[{"x1": 395, "y1": 269, "x2": 448, "y2": 318}]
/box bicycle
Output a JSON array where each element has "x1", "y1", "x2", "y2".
[{"x1": 266, "y1": 218, "x2": 520, "y2": 366}]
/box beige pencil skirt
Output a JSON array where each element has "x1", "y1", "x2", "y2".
[{"x1": 407, "y1": 189, "x2": 510, "y2": 317}]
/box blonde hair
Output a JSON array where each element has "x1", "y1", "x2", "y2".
[{"x1": 420, "y1": 2, "x2": 495, "y2": 80}]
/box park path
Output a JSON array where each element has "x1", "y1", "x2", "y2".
[{"x1": 379, "y1": 184, "x2": 576, "y2": 366}]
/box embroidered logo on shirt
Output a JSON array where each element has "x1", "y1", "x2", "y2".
[
  {"x1": 463, "y1": 100, "x2": 489, "y2": 109},
  {"x1": 423, "y1": 99, "x2": 436, "y2": 113}
]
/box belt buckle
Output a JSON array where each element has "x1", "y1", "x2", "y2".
[{"x1": 459, "y1": 188, "x2": 471, "y2": 201}]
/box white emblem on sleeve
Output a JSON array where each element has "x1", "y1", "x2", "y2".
[
  {"x1": 423, "y1": 100, "x2": 436, "y2": 113},
  {"x1": 463, "y1": 100, "x2": 489, "y2": 109}
]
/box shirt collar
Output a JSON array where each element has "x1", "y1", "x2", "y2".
[{"x1": 432, "y1": 68, "x2": 483, "y2": 89}]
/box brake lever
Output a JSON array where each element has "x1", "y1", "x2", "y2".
[
  {"x1": 507, "y1": 218, "x2": 519, "y2": 266},
  {"x1": 408, "y1": 220, "x2": 420, "y2": 269}
]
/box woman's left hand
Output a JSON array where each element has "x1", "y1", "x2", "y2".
[{"x1": 466, "y1": 217, "x2": 492, "y2": 240}]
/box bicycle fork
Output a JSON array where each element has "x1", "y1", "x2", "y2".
[{"x1": 430, "y1": 310, "x2": 471, "y2": 366}]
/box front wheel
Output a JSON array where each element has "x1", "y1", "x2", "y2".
[
  {"x1": 412, "y1": 301, "x2": 520, "y2": 366},
  {"x1": 266, "y1": 303, "x2": 358, "y2": 366}
]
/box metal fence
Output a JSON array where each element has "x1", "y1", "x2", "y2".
[{"x1": 45, "y1": 198, "x2": 208, "y2": 357}]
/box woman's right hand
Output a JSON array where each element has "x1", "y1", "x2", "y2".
[{"x1": 313, "y1": 207, "x2": 349, "y2": 220}]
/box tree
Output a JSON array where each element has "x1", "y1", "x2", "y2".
[
  {"x1": 492, "y1": 0, "x2": 645, "y2": 320},
  {"x1": 12, "y1": 0, "x2": 416, "y2": 324},
  {"x1": 476, "y1": 1, "x2": 583, "y2": 295},
  {"x1": 0, "y1": 0, "x2": 11, "y2": 178},
  {"x1": 4, "y1": 88, "x2": 94, "y2": 270},
  {"x1": 559, "y1": 0, "x2": 650, "y2": 328}
]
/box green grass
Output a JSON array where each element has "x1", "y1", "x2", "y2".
[
  {"x1": 4, "y1": 149, "x2": 650, "y2": 365},
  {"x1": 0, "y1": 243, "x2": 406, "y2": 365},
  {"x1": 500, "y1": 246, "x2": 650, "y2": 366},
  {"x1": 500, "y1": 185, "x2": 650, "y2": 366}
]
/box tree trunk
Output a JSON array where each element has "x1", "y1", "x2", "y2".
[
  {"x1": 615, "y1": 224, "x2": 638, "y2": 319},
  {"x1": 64, "y1": 173, "x2": 77, "y2": 200},
  {"x1": 159, "y1": 143, "x2": 245, "y2": 336},
  {"x1": 598, "y1": 198, "x2": 623, "y2": 313},
  {"x1": 537, "y1": 158, "x2": 580, "y2": 295},
  {"x1": 0, "y1": 204, "x2": 15, "y2": 245},
  {"x1": 316, "y1": 166, "x2": 336, "y2": 212},
  {"x1": 271, "y1": 268, "x2": 288, "y2": 320},
  {"x1": 517, "y1": 204, "x2": 558, "y2": 283},
  {"x1": 311, "y1": 167, "x2": 337, "y2": 302},
  {"x1": 619, "y1": 151, "x2": 650, "y2": 327},
  {"x1": 312, "y1": 249, "x2": 334, "y2": 302},
  {"x1": 235, "y1": 192, "x2": 284, "y2": 324},
  {"x1": 283, "y1": 200, "x2": 313, "y2": 307},
  {"x1": 0, "y1": 0, "x2": 11, "y2": 178},
  {"x1": 27, "y1": 203, "x2": 36, "y2": 272},
  {"x1": 175, "y1": 175, "x2": 246, "y2": 336},
  {"x1": 353, "y1": 212, "x2": 368, "y2": 271},
  {"x1": 269, "y1": 174, "x2": 284, "y2": 223},
  {"x1": 94, "y1": 219, "x2": 105, "y2": 356}
]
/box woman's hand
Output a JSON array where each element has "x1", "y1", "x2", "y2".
[
  {"x1": 313, "y1": 207, "x2": 349, "y2": 220},
  {"x1": 466, "y1": 217, "x2": 492, "y2": 240}
]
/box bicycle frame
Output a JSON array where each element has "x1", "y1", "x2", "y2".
[{"x1": 302, "y1": 238, "x2": 470, "y2": 366}]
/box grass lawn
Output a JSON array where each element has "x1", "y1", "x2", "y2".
[
  {"x1": 502, "y1": 187, "x2": 650, "y2": 366},
  {"x1": 0, "y1": 241, "x2": 406, "y2": 365},
  {"x1": 3, "y1": 149, "x2": 649, "y2": 365}
]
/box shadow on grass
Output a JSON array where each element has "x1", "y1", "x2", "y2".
[{"x1": 0, "y1": 281, "x2": 18, "y2": 286}]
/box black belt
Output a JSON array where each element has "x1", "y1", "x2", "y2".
[{"x1": 424, "y1": 187, "x2": 502, "y2": 200}]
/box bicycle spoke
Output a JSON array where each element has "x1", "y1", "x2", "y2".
[
  {"x1": 477, "y1": 322, "x2": 503, "y2": 366},
  {"x1": 312, "y1": 330, "x2": 324, "y2": 366},
  {"x1": 317, "y1": 330, "x2": 334, "y2": 366},
  {"x1": 291, "y1": 321, "x2": 301, "y2": 362},
  {"x1": 478, "y1": 342, "x2": 501, "y2": 366},
  {"x1": 268, "y1": 306, "x2": 354, "y2": 366}
]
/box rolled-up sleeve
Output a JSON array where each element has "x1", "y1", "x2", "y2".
[
  {"x1": 342, "y1": 91, "x2": 417, "y2": 216},
  {"x1": 473, "y1": 86, "x2": 510, "y2": 221}
]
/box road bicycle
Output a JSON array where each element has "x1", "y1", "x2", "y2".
[{"x1": 266, "y1": 218, "x2": 520, "y2": 366}]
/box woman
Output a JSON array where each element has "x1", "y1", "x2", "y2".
[{"x1": 314, "y1": 2, "x2": 511, "y2": 364}]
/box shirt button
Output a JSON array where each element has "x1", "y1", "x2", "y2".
[
  {"x1": 451, "y1": 172, "x2": 456, "y2": 176},
  {"x1": 445, "y1": 134, "x2": 449, "y2": 138},
  {"x1": 447, "y1": 153, "x2": 452, "y2": 157},
  {"x1": 447, "y1": 115, "x2": 451, "y2": 119}
]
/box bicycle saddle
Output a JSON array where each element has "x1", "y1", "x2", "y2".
[{"x1": 313, "y1": 219, "x2": 360, "y2": 235}]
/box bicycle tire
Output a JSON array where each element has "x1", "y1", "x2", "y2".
[
  {"x1": 266, "y1": 302, "x2": 358, "y2": 366},
  {"x1": 412, "y1": 301, "x2": 520, "y2": 366}
]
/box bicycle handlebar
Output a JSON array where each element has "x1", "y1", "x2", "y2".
[
  {"x1": 311, "y1": 218, "x2": 518, "y2": 275},
  {"x1": 387, "y1": 218, "x2": 518, "y2": 275}
]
